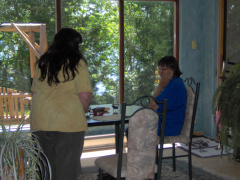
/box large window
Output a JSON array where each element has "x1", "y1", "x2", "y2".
[
  {"x1": 0, "y1": 0, "x2": 177, "y2": 103},
  {"x1": 61, "y1": 0, "x2": 120, "y2": 105},
  {"x1": 60, "y1": 0, "x2": 177, "y2": 135},
  {"x1": 0, "y1": 0, "x2": 178, "y2": 135},
  {"x1": 61, "y1": 0, "x2": 177, "y2": 105}
]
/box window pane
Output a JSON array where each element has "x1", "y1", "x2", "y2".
[
  {"x1": 0, "y1": 0, "x2": 56, "y2": 92},
  {"x1": 124, "y1": 1, "x2": 174, "y2": 102},
  {"x1": 60, "y1": 0, "x2": 175, "y2": 136},
  {"x1": 225, "y1": 0, "x2": 240, "y2": 71},
  {"x1": 61, "y1": 0, "x2": 120, "y2": 136},
  {"x1": 61, "y1": 0, "x2": 120, "y2": 105}
]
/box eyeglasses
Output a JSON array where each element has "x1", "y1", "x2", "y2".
[{"x1": 158, "y1": 67, "x2": 168, "y2": 71}]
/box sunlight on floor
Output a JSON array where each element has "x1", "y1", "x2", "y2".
[
  {"x1": 82, "y1": 147, "x2": 129, "y2": 159},
  {"x1": 82, "y1": 149, "x2": 115, "y2": 159},
  {"x1": 81, "y1": 144, "x2": 182, "y2": 159},
  {"x1": 158, "y1": 143, "x2": 181, "y2": 148},
  {"x1": 0, "y1": 124, "x2": 30, "y2": 132}
]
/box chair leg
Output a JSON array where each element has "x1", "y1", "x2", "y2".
[
  {"x1": 98, "y1": 169, "x2": 103, "y2": 180},
  {"x1": 156, "y1": 153, "x2": 163, "y2": 180},
  {"x1": 156, "y1": 144, "x2": 163, "y2": 180},
  {"x1": 154, "y1": 145, "x2": 159, "y2": 180},
  {"x1": 188, "y1": 145, "x2": 192, "y2": 180},
  {"x1": 220, "y1": 144, "x2": 223, "y2": 158},
  {"x1": 172, "y1": 143, "x2": 176, "y2": 171},
  {"x1": 155, "y1": 145, "x2": 159, "y2": 164}
]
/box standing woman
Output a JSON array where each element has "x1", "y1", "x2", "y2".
[{"x1": 31, "y1": 28, "x2": 93, "y2": 180}]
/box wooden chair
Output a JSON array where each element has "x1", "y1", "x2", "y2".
[
  {"x1": 0, "y1": 87, "x2": 32, "y2": 125},
  {"x1": 94, "y1": 96, "x2": 168, "y2": 180},
  {"x1": 155, "y1": 77, "x2": 200, "y2": 180}
]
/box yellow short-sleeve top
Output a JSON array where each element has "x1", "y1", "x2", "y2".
[{"x1": 31, "y1": 60, "x2": 93, "y2": 132}]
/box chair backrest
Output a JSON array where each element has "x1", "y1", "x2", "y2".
[
  {"x1": 180, "y1": 77, "x2": 200, "y2": 141},
  {"x1": 116, "y1": 96, "x2": 167, "y2": 180},
  {"x1": 126, "y1": 108, "x2": 159, "y2": 180}
]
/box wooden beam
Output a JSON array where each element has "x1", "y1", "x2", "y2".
[
  {"x1": 0, "y1": 23, "x2": 42, "y2": 32},
  {"x1": 119, "y1": 0, "x2": 124, "y2": 103},
  {"x1": 175, "y1": 0, "x2": 179, "y2": 61},
  {"x1": 0, "y1": 88, "x2": 4, "y2": 119},
  {"x1": 7, "y1": 88, "x2": 14, "y2": 118},
  {"x1": 40, "y1": 24, "x2": 48, "y2": 55},
  {"x1": 22, "y1": 31, "x2": 40, "y2": 51},
  {"x1": 216, "y1": 0, "x2": 225, "y2": 87},
  {"x1": 56, "y1": 0, "x2": 61, "y2": 32},
  {"x1": 12, "y1": 23, "x2": 41, "y2": 58},
  {"x1": 29, "y1": 32, "x2": 37, "y2": 78}
]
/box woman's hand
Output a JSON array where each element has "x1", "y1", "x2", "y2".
[
  {"x1": 149, "y1": 73, "x2": 173, "y2": 109},
  {"x1": 159, "y1": 73, "x2": 173, "y2": 89}
]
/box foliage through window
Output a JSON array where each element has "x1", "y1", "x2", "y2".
[
  {"x1": 0, "y1": 0, "x2": 176, "y2": 135},
  {"x1": 124, "y1": 1, "x2": 174, "y2": 103},
  {"x1": 61, "y1": 0, "x2": 175, "y2": 104},
  {"x1": 0, "y1": 0, "x2": 55, "y2": 92}
]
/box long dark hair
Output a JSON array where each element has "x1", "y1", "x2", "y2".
[
  {"x1": 37, "y1": 28, "x2": 86, "y2": 86},
  {"x1": 158, "y1": 56, "x2": 182, "y2": 77}
]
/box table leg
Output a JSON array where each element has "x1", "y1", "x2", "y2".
[{"x1": 115, "y1": 124, "x2": 120, "y2": 154}]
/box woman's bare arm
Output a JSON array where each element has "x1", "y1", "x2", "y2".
[{"x1": 78, "y1": 92, "x2": 92, "y2": 113}]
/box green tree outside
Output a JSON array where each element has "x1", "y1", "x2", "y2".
[{"x1": 0, "y1": 0, "x2": 174, "y2": 105}]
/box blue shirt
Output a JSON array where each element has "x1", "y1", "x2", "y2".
[{"x1": 156, "y1": 77, "x2": 187, "y2": 136}]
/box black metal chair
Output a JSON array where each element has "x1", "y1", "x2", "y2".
[
  {"x1": 95, "y1": 96, "x2": 168, "y2": 180},
  {"x1": 155, "y1": 77, "x2": 200, "y2": 180}
]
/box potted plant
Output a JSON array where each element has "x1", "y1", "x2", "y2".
[
  {"x1": 213, "y1": 62, "x2": 240, "y2": 162},
  {"x1": 0, "y1": 119, "x2": 51, "y2": 180}
]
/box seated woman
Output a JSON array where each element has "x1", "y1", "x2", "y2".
[{"x1": 149, "y1": 56, "x2": 187, "y2": 136}]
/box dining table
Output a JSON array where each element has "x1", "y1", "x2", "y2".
[{"x1": 86, "y1": 104, "x2": 141, "y2": 153}]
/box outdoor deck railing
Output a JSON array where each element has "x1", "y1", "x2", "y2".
[{"x1": 0, "y1": 87, "x2": 32, "y2": 125}]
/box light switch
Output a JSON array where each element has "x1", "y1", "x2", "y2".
[{"x1": 192, "y1": 40, "x2": 197, "y2": 49}]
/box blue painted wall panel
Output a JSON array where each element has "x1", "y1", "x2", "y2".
[{"x1": 179, "y1": 0, "x2": 218, "y2": 137}]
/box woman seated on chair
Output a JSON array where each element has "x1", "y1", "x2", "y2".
[{"x1": 149, "y1": 56, "x2": 187, "y2": 136}]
